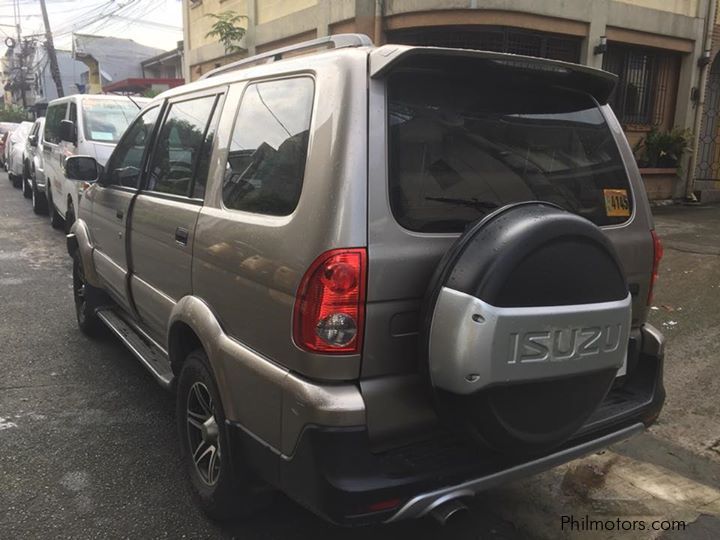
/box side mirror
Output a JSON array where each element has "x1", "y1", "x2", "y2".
[
  {"x1": 65, "y1": 155, "x2": 99, "y2": 181},
  {"x1": 59, "y1": 119, "x2": 76, "y2": 144},
  {"x1": 27, "y1": 134, "x2": 37, "y2": 147}
]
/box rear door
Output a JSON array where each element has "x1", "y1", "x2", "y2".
[
  {"x1": 129, "y1": 90, "x2": 223, "y2": 343},
  {"x1": 362, "y1": 50, "x2": 654, "y2": 445},
  {"x1": 90, "y1": 105, "x2": 161, "y2": 313},
  {"x1": 365, "y1": 52, "x2": 651, "y2": 379}
]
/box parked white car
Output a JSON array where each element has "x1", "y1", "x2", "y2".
[
  {"x1": 7, "y1": 121, "x2": 33, "y2": 189},
  {"x1": 43, "y1": 94, "x2": 149, "y2": 231}
]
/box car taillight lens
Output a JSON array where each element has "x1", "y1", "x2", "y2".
[
  {"x1": 293, "y1": 248, "x2": 367, "y2": 354},
  {"x1": 648, "y1": 230, "x2": 663, "y2": 305}
]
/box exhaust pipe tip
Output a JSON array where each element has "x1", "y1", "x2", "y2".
[{"x1": 429, "y1": 497, "x2": 469, "y2": 526}]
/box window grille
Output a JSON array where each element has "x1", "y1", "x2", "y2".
[{"x1": 602, "y1": 44, "x2": 679, "y2": 127}]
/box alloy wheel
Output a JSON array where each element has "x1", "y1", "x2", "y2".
[{"x1": 186, "y1": 382, "x2": 221, "y2": 486}]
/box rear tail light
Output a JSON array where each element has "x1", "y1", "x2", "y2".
[
  {"x1": 647, "y1": 230, "x2": 663, "y2": 305},
  {"x1": 293, "y1": 248, "x2": 367, "y2": 354}
]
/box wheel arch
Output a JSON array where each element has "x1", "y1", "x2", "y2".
[
  {"x1": 168, "y1": 297, "x2": 228, "y2": 390},
  {"x1": 68, "y1": 219, "x2": 101, "y2": 287}
]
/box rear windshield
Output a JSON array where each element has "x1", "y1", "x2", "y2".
[
  {"x1": 82, "y1": 99, "x2": 140, "y2": 143},
  {"x1": 387, "y1": 71, "x2": 633, "y2": 233}
]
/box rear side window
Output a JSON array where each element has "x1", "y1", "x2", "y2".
[
  {"x1": 146, "y1": 95, "x2": 219, "y2": 197},
  {"x1": 387, "y1": 72, "x2": 633, "y2": 232},
  {"x1": 44, "y1": 103, "x2": 67, "y2": 144},
  {"x1": 222, "y1": 77, "x2": 313, "y2": 216}
]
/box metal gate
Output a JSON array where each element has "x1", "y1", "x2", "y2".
[{"x1": 696, "y1": 54, "x2": 720, "y2": 182}]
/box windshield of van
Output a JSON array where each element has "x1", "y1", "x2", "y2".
[
  {"x1": 387, "y1": 71, "x2": 633, "y2": 233},
  {"x1": 82, "y1": 99, "x2": 141, "y2": 143}
]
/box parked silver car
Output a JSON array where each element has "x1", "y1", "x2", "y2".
[
  {"x1": 66, "y1": 35, "x2": 666, "y2": 526},
  {"x1": 21, "y1": 117, "x2": 47, "y2": 214}
]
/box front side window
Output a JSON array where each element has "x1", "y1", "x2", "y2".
[
  {"x1": 82, "y1": 98, "x2": 142, "y2": 143},
  {"x1": 222, "y1": 77, "x2": 314, "y2": 216},
  {"x1": 388, "y1": 70, "x2": 634, "y2": 232},
  {"x1": 146, "y1": 95, "x2": 218, "y2": 197},
  {"x1": 104, "y1": 106, "x2": 160, "y2": 188},
  {"x1": 44, "y1": 103, "x2": 66, "y2": 144}
]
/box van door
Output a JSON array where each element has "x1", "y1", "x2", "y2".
[
  {"x1": 43, "y1": 101, "x2": 68, "y2": 213},
  {"x1": 129, "y1": 92, "x2": 223, "y2": 343},
  {"x1": 90, "y1": 105, "x2": 161, "y2": 312}
]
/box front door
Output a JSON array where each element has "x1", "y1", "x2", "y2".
[
  {"x1": 90, "y1": 106, "x2": 161, "y2": 313},
  {"x1": 130, "y1": 92, "x2": 223, "y2": 343}
]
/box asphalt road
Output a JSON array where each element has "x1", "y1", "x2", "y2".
[{"x1": 0, "y1": 173, "x2": 719, "y2": 539}]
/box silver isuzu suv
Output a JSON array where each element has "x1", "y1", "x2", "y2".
[{"x1": 66, "y1": 35, "x2": 666, "y2": 526}]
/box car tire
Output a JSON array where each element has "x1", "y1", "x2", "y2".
[
  {"x1": 22, "y1": 170, "x2": 31, "y2": 199},
  {"x1": 47, "y1": 185, "x2": 64, "y2": 229},
  {"x1": 65, "y1": 201, "x2": 76, "y2": 234},
  {"x1": 31, "y1": 179, "x2": 48, "y2": 215},
  {"x1": 10, "y1": 173, "x2": 21, "y2": 189},
  {"x1": 72, "y1": 251, "x2": 105, "y2": 337},
  {"x1": 176, "y1": 350, "x2": 272, "y2": 521}
]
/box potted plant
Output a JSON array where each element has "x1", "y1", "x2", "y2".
[
  {"x1": 633, "y1": 128, "x2": 692, "y2": 200},
  {"x1": 633, "y1": 128, "x2": 692, "y2": 169}
]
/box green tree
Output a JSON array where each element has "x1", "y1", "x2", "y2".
[
  {"x1": 205, "y1": 11, "x2": 247, "y2": 54},
  {"x1": 0, "y1": 105, "x2": 27, "y2": 123}
]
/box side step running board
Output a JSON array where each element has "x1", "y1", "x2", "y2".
[{"x1": 97, "y1": 309, "x2": 174, "y2": 389}]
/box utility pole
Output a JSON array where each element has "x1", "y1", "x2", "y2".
[
  {"x1": 13, "y1": 0, "x2": 26, "y2": 108},
  {"x1": 39, "y1": 0, "x2": 63, "y2": 98}
]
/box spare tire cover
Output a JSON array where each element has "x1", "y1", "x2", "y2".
[{"x1": 420, "y1": 202, "x2": 632, "y2": 454}]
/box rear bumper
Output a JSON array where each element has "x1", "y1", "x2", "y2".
[{"x1": 228, "y1": 323, "x2": 665, "y2": 526}]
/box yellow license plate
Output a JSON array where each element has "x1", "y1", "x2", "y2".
[{"x1": 603, "y1": 189, "x2": 630, "y2": 217}]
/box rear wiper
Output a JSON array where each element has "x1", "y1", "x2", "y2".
[{"x1": 425, "y1": 196, "x2": 498, "y2": 212}]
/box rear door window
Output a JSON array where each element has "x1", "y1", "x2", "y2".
[
  {"x1": 222, "y1": 77, "x2": 314, "y2": 216},
  {"x1": 387, "y1": 72, "x2": 633, "y2": 232}
]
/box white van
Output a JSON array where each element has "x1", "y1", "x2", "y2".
[{"x1": 43, "y1": 94, "x2": 149, "y2": 230}]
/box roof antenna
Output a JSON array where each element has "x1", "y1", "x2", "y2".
[{"x1": 126, "y1": 94, "x2": 142, "y2": 110}]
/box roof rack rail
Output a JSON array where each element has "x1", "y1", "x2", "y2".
[{"x1": 201, "y1": 33, "x2": 373, "y2": 79}]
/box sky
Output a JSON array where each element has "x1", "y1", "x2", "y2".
[{"x1": 0, "y1": 0, "x2": 183, "y2": 54}]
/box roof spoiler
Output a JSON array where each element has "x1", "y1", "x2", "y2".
[{"x1": 370, "y1": 45, "x2": 618, "y2": 104}]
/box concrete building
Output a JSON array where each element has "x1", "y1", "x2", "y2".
[
  {"x1": 72, "y1": 34, "x2": 164, "y2": 94},
  {"x1": 30, "y1": 50, "x2": 89, "y2": 115},
  {"x1": 1, "y1": 39, "x2": 38, "y2": 109},
  {"x1": 182, "y1": 0, "x2": 717, "y2": 200},
  {"x1": 103, "y1": 43, "x2": 185, "y2": 95},
  {"x1": 141, "y1": 42, "x2": 184, "y2": 79}
]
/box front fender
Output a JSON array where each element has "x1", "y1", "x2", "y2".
[
  {"x1": 68, "y1": 218, "x2": 101, "y2": 287},
  {"x1": 32, "y1": 155, "x2": 45, "y2": 186}
]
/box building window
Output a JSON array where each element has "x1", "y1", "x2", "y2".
[
  {"x1": 387, "y1": 26, "x2": 582, "y2": 63},
  {"x1": 603, "y1": 44, "x2": 680, "y2": 127}
]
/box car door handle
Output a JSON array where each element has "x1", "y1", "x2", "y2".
[
  {"x1": 116, "y1": 209, "x2": 124, "y2": 220},
  {"x1": 175, "y1": 227, "x2": 189, "y2": 246}
]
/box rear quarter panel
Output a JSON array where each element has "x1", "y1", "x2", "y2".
[{"x1": 192, "y1": 50, "x2": 369, "y2": 381}]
